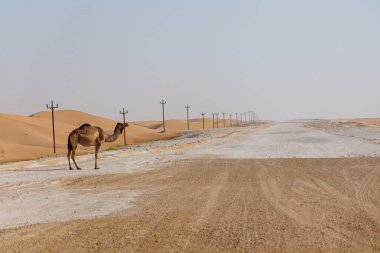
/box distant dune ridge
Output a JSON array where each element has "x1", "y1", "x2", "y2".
[{"x1": 0, "y1": 110, "x2": 216, "y2": 164}]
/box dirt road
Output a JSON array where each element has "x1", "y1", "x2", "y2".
[
  {"x1": 0, "y1": 122, "x2": 379, "y2": 252},
  {"x1": 1, "y1": 158, "x2": 379, "y2": 252}
]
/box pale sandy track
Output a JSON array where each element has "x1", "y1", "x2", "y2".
[{"x1": 0, "y1": 158, "x2": 379, "y2": 252}]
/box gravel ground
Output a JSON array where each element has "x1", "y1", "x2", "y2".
[{"x1": 1, "y1": 158, "x2": 379, "y2": 252}]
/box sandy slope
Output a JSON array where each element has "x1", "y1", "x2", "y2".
[
  {"x1": 0, "y1": 110, "x2": 179, "y2": 163},
  {"x1": 0, "y1": 109, "x2": 241, "y2": 163}
]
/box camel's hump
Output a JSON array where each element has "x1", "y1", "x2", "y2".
[{"x1": 79, "y1": 123, "x2": 91, "y2": 129}]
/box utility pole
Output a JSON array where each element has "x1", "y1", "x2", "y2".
[
  {"x1": 216, "y1": 113, "x2": 219, "y2": 128},
  {"x1": 222, "y1": 112, "x2": 226, "y2": 128},
  {"x1": 235, "y1": 112, "x2": 238, "y2": 127},
  {"x1": 185, "y1": 104, "x2": 190, "y2": 131},
  {"x1": 245, "y1": 112, "x2": 247, "y2": 122},
  {"x1": 212, "y1": 113, "x2": 215, "y2": 128},
  {"x1": 229, "y1": 114, "x2": 232, "y2": 127},
  {"x1": 46, "y1": 100, "x2": 58, "y2": 154},
  {"x1": 201, "y1": 112, "x2": 205, "y2": 129},
  {"x1": 240, "y1": 113, "x2": 243, "y2": 124},
  {"x1": 119, "y1": 107, "x2": 128, "y2": 145},
  {"x1": 160, "y1": 99, "x2": 166, "y2": 132}
]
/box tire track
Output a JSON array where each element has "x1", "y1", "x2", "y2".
[
  {"x1": 178, "y1": 170, "x2": 229, "y2": 251},
  {"x1": 356, "y1": 166, "x2": 380, "y2": 224},
  {"x1": 257, "y1": 161, "x2": 376, "y2": 251}
]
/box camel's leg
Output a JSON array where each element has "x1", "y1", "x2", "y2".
[
  {"x1": 71, "y1": 146, "x2": 81, "y2": 170},
  {"x1": 94, "y1": 141, "x2": 101, "y2": 170},
  {"x1": 67, "y1": 149, "x2": 73, "y2": 170}
]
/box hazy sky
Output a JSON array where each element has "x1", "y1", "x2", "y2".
[{"x1": 0, "y1": 0, "x2": 379, "y2": 121}]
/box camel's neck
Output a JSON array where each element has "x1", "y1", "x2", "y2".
[{"x1": 105, "y1": 130, "x2": 121, "y2": 142}]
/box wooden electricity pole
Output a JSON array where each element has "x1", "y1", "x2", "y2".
[
  {"x1": 160, "y1": 99, "x2": 167, "y2": 132},
  {"x1": 185, "y1": 104, "x2": 190, "y2": 131},
  {"x1": 222, "y1": 112, "x2": 226, "y2": 128},
  {"x1": 235, "y1": 112, "x2": 238, "y2": 127},
  {"x1": 216, "y1": 113, "x2": 219, "y2": 128},
  {"x1": 46, "y1": 100, "x2": 58, "y2": 153},
  {"x1": 120, "y1": 107, "x2": 128, "y2": 145},
  {"x1": 229, "y1": 114, "x2": 233, "y2": 127},
  {"x1": 240, "y1": 113, "x2": 243, "y2": 124},
  {"x1": 201, "y1": 112, "x2": 205, "y2": 129}
]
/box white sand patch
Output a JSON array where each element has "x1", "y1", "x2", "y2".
[
  {"x1": 0, "y1": 186, "x2": 138, "y2": 229},
  {"x1": 189, "y1": 122, "x2": 380, "y2": 158}
]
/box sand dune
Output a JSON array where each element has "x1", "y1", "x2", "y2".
[
  {"x1": 2, "y1": 112, "x2": 376, "y2": 164},
  {"x1": 0, "y1": 110, "x2": 241, "y2": 164},
  {"x1": 0, "y1": 110, "x2": 180, "y2": 163}
]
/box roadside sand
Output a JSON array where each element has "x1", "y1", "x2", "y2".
[{"x1": 0, "y1": 158, "x2": 379, "y2": 252}]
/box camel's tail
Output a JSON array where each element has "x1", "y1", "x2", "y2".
[{"x1": 67, "y1": 135, "x2": 73, "y2": 151}]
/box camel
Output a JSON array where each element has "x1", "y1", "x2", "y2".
[{"x1": 67, "y1": 122, "x2": 129, "y2": 170}]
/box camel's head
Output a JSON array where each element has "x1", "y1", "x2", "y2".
[{"x1": 115, "y1": 122, "x2": 129, "y2": 134}]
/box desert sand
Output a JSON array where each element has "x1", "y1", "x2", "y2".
[{"x1": 0, "y1": 110, "x2": 231, "y2": 164}]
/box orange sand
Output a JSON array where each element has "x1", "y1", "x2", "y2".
[{"x1": 0, "y1": 110, "x2": 237, "y2": 164}]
